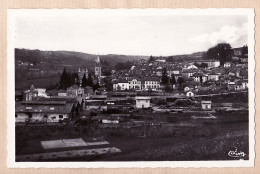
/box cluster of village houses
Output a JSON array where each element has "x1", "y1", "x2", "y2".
[
  {"x1": 15, "y1": 50, "x2": 248, "y2": 124},
  {"x1": 112, "y1": 55, "x2": 248, "y2": 97}
]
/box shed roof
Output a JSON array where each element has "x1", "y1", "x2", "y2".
[
  {"x1": 201, "y1": 100, "x2": 212, "y2": 104},
  {"x1": 135, "y1": 96, "x2": 151, "y2": 100}
]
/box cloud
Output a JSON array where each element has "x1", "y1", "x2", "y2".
[{"x1": 189, "y1": 23, "x2": 248, "y2": 49}]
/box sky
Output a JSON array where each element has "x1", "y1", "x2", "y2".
[{"x1": 14, "y1": 10, "x2": 248, "y2": 56}]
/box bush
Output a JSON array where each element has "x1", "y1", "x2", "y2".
[
  {"x1": 90, "y1": 111, "x2": 97, "y2": 116},
  {"x1": 174, "y1": 99, "x2": 194, "y2": 106},
  {"x1": 105, "y1": 108, "x2": 122, "y2": 114},
  {"x1": 157, "y1": 99, "x2": 168, "y2": 105}
]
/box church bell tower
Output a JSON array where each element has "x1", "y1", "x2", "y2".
[{"x1": 95, "y1": 55, "x2": 101, "y2": 84}]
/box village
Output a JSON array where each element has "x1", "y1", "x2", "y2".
[{"x1": 14, "y1": 44, "x2": 249, "y2": 161}]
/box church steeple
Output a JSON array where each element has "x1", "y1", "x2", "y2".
[
  {"x1": 95, "y1": 54, "x2": 102, "y2": 84},
  {"x1": 96, "y1": 54, "x2": 100, "y2": 64}
]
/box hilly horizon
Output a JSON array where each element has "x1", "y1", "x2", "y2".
[{"x1": 15, "y1": 48, "x2": 207, "y2": 68}]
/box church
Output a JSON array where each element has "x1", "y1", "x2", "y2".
[{"x1": 77, "y1": 55, "x2": 103, "y2": 87}]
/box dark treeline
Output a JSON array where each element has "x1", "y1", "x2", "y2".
[
  {"x1": 148, "y1": 52, "x2": 205, "y2": 63},
  {"x1": 241, "y1": 45, "x2": 248, "y2": 57},
  {"x1": 81, "y1": 72, "x2": 94, "y2": 88},
  {"x1": 206, "y1": 43, "x2": 233, "y2": 65},
  {"x1": 58, "y1": 68, "x2": 80, "y2": 90},
  {"x1": 115, "y1": 61, "x2": 134, "y2": 71}
]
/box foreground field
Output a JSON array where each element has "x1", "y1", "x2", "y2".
[{"x1": 15, "y1": 112, "x2": 249, "y2": 161}]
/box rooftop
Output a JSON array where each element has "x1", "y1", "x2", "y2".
[{"x1": 135, "y1": 96, "x2": 151, "y2": 100}]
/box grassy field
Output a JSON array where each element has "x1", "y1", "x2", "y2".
[{"x1": 15, "y1": 111, "x2": 249, "y2": 161}]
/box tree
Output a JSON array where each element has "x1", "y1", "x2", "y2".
[
  {"x1": 117, "y1": 85, "x2": 121, "y2": 91},
  {"x1": 87, "y1": 73, "x2": 93, "y2": 87},
  {"x1": 148, "y1": 55, "x2": 155, "y2": 62},
  {"x1": 170, "y1": 74, "x2": 176, "y2": 85},
  {"x1": 177, "y1": 77, "x2": 185, "y2": 86},
  {"x1": 200, "y1": 63, "x2": 208, "y2": 68},
  {"x1": 165, "y1": 84, "x2": 173, "y2": 93},
  {"x1": 81, "y1": 73, "x2": 87, "y2": 87},
  {"x1": 115, "y1": 61, "x2": 134, "y2": 71},
  {"x1": 93, "y1": 82, "x2": 100, "y2": 92},
  {"x1": 241, "y1": 45, "x2": 248, "y2": 57},
  {"x1": 59, "y1": 68, "x2": 69, "y2": 89},
  {"x1": 104, "y1": 77, "x2": 113, "y2": 91},
  {"x1": 161, "y1": 68, "x2": 169, "y2": 85},
  {"x1": 206, "y1": 43, "x2": 233, "y2": 65},
  {"x1": 67, "y1": 72, "x2": 74, "y2": 87},
  {"x1": 194, "y1": 62, "x2": 200, "y2": 68},
  {"x1": 72, "y1": 73, "x2": 80, "y2": 86}
]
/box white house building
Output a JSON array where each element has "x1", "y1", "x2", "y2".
[
  {"x1": 128, "y1": 77, "x2": 142, "y2": 90},
  {"x1": 144, "y1": 77, "x2": 161, "y2": 91},
  {"x1": 191, "y1": 72, "x2": 208, "y2": 83},
  {"x1": 208, "y1": 73, "x2": 220, "y2": 81},
  {"x1": 224, "y1": 62, "x2": 231, "y2": 68},
  {"x1": 113, "y1": 80, "x2": 130, "y2": 91},
  {"x1": 15, "y1": 101, "x2": 75, "y2": 123},
  {"x1": 201, "y1": 100, "x2": 212, "y2": 110},
  {"x1": 135, "y1": 96, "x2": 151, "y2": 108},
  {"x1": 186, "y1": 91, "x2": 195, "y2": 97}
]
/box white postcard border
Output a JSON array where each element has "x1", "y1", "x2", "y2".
[{"x1": 7, "y1": 8, "x2": 255, "y2": 168}]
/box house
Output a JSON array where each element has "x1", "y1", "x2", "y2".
[
  {"x1": 106, "y1": 99, "x2": 134, "y2": 110},
  {"x1": 67, "y1": 85, "x2": 85, "y2": 98},
  {"x1": 208, "y1": 73, "x2": 220, "y2": 81},
  {"x1": 182, "y1": 69, "x2": 196, "y2": 79},
  {"x1": 167, "y1": 68, "x2": 180, "y2": 77},
  {"x1": 224, "y1": 62, "x2": 231, "y2": 68},
  {"x1": 228, "y1": 82, "x2": 236, "y2": 90},
  {"x1": 135, "y1": 96, "x2": 151, "y2": 108},
  {"x1": 201, "y1": 100, "x2": 212, "y2": 110},
  {"x1": 143, "y1": 77, "x2": 161, "y2": 91},
  {"x1": 155, "y1": 67, "x2": 163, "y2": 76},
  {"x1": 113, "y1": 80, "x2": 130, "y2": 91},
  {"x1": 128, "y1": 77, "x2": 142, "y2": 90},
  {"x1": 58, "y1": 89, "x2": 67, "y2": 97},
  {"x1": 235, "y1": 82, "x2": 243, "y2": 91},
  {"x1": 241, "y1": 80, "x2": 248, "y2": 89},
  {"x1": 36, "y1": 88, "x2": 48, "y2": 98},
  {"x1": 15, "y1": 100, "x2": 76, "y2": 123},
  {"x1": 197, "y1": 60, "x2": 220, "y2": 68},
  {"x1": 186, "y1": 91, "x2": 194, "y2": 97},
  {"x1": 23, "y1": 85, "x2": 38, "y2": 101},
  {"x1": 191, "y1": 72, "x2": 208, "y2": 83},
  {"x1": 85, "y1": 100, "x2": 107, "y2": 110}
]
